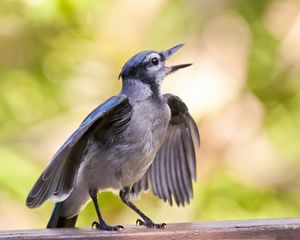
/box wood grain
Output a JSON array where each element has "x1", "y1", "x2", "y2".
[{"x1": 1, "y1": 218, "x2": 300, "y2": 239}]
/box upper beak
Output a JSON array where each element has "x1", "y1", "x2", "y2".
[{"x1": 162, "y1": 44, "x2": 192, "y2": 74}]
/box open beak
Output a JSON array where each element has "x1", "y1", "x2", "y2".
[{"x1": 162, "y1": 44, "x2": 192, "y2": 75}]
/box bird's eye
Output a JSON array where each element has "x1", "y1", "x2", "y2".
[{"x1": 150, "y1": 57, "x2": 159, "y2": 66}]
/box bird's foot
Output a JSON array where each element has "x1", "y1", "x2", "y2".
[
  {"x1": 92, "y1": 221, "x2": 124, "y2": 231},
  {"x1": 136, "y1": 217, "x2": 166, "y2": 229}
]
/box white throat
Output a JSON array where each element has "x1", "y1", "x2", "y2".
[{"x1": 121, "y1": 78, "x2": 156, "y2": 102}]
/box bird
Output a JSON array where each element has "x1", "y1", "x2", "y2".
[{"x1": 26, "y1": 44, "x2": 200, "y2": 231}]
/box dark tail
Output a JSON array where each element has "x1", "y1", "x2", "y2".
[{"x1": 47, "y1": 202, "x2": 78, "y2": 228}]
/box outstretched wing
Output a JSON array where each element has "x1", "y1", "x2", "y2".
[
  {"x1": 26, "y1": 94, "x2": 132, "y2": 208},
  {"x1": 135, "y1": 94, "x2": 200, "y2": 206}
]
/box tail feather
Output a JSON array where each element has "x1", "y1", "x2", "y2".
[{"x1": 47, "y1": 202, "x2": 78, "y2": 228}]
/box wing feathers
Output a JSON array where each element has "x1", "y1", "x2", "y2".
[
  {"x1": 188, "y1": 116, "x2": 200, "y2": 148},
  {"x1": 179, "y1": 126, "x2": 193, "y2": 204},
  {"x1": 137, "y1": 94, "x2": 200, "y2": 207},
  {"x1": 26, "y1": 95, "x2": 131, "y2": 208}
]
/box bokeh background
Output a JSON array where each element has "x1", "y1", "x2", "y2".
[{"x1": 1, "y1": 0, "x2": 300, "y2": 230}]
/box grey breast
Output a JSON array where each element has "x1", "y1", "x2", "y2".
[
  {"x1": 76, "y1": 97, "x2": 170, "y2": 191},
  {"x1": 112, "y1": 98, "x2": 170, "y2": 188}
]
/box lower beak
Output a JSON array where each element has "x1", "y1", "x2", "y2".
[
  {"x1": 168, "y1": 63, "x2": 192, "y2": 74},
  {"x1": 162, "y1": 44, "x2": 192, "y2": 75}
]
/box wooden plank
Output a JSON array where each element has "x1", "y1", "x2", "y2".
[{"x1": 1, "y1": 218, "x2": 300, "y2": 240}]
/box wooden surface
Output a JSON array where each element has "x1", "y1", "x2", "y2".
[{"x1": 1, "y1": 218, "x2": 300, "y2": 239}]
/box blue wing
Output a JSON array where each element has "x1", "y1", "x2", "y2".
[
  {"x1": 26, "y1": 94, "x2": 131, "y2": 208},
  {"x1": 56, "y1": 94, "x2": 127, "y2": 150}
]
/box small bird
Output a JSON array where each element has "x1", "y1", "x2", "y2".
[{"x1": 26, "y1": 44, "x2": 200, "y2": 231}]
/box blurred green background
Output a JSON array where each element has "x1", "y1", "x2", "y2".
[{"x1": 1, "y1": 0, "x2": 300, "y2": 230}]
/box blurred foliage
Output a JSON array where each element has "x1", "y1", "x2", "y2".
[{"x1": 1, "y1": 0, "x2": 300, "y2": 230}]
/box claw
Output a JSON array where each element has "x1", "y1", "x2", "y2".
[
  {"x1": 135, "y1": 218, "x2": 167, "y2": 228},
  {"x1": 136, "y1": 219, "x2": 144, "y2": 226},
  {"x1": 157, "y1": 223, "x2": 167, "y2": 229},
  {"x1": 92, "y1": 221, "x2": 98, "y2": 229},
  {"x1": 91, "y1": 221, "x2": 124, "y2": 231}
]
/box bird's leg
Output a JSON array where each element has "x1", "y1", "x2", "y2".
[
  {"x1": 119, "y1": 187, "x2": 166, "y2": 228},
  {"x1": 89, "y1": 189, "x2": 124, "y2": 231}
]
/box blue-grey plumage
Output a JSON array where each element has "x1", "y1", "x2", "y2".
[{"x1": 26, "y1": 44, "x2": 200, "y2": 230}]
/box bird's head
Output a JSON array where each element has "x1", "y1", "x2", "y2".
[{"x1": 119, "y1": 44, "x2": 192, "y2": 87}]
